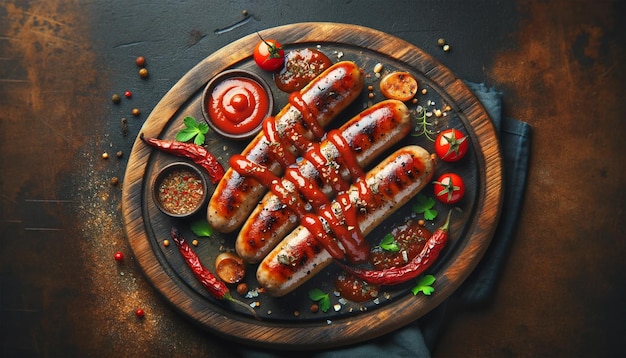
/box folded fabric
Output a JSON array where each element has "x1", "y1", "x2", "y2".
[{"x1": 237, "y1": 82, "x2": 532, "y2": 358}]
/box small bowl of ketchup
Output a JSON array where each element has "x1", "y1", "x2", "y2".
[{"x1": 201, "y1": 69, "x2": 274, "y2": 140}]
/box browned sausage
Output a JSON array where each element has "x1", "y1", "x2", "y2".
[
  {"x1": 257, "y1": 145, "x2": 436, "y2": 297},
  {"x1": 207, "y1": 61, "x2": 365, "y2": 233},
  {"x1": 236, "y1": 99, "x2": 412, "y2": 263}
]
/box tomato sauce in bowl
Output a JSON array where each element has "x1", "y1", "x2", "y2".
[{"x1": 202, "y1": 69, "x2": 273, "y2": 140}]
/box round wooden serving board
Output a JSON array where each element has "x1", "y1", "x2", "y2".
[{"x1": 121, "y1": 22, "x2": 503, "y2": 350}]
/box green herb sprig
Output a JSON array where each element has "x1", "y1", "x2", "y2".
[
  {"x1": 379, "y1": 233, "x2": 400, "y2": 252},
  {"x1": 412, "y1": 194, "x2": 438, "y2": 221},
  {"x1": 176, "y1": 116, "x2": 209, "y2": 145},
  {"x1": 308, "y1": 288, "x2": 331, "y2": 312},
  {"x1": 412, "y1": 106, "x2": 437, "y2": 141},
  {"x1": 411, "y1": 275, "x2": 436, "y2": 296},
  {"x1": 190, "y1": 219, "x2": 213, "y2": 237}
]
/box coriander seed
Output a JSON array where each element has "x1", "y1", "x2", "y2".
[
  {"x1": 111, "y1": 94, "x2": 121, "y2": 104},
  {"x1": 139, "y1": 68, "x2": 149, "y2": 78}
]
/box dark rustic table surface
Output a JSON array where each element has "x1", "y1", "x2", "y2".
[{"x1": 1, "y1": 0, "x2": 624, "y2": 357}]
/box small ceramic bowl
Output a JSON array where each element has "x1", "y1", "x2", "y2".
[
  {"x1": 201, "y1": 69, "x2": 274, "y2": 140},
  {"x1": 152, "y1": 161, "x2": 209, "y2": 218}
]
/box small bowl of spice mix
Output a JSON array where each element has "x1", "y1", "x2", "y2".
[{"x1": 152, "y1": 161, "x2": 209, "y2": 218}]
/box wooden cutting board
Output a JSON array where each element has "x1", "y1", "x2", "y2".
[{"x1": 121, "y1": 22, "x2": 503, "y2": 350}]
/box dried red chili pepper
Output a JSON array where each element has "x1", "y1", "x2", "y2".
[
  {"x1": 141, "y1": 134, "x2": 225, "y2": 184},
  {"x1": 338, "y1": 210, "x2": 453, "y2": 286},
  {"x1": 170, "y1": 227, "x2": 259, "y2": 319}
]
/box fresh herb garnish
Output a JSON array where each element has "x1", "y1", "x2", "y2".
[
  {"x1": 411, "y1": 274, "x2": 436, "y2": 296},
  {"x1": 190, "y1": 219, "x2": 213, "y2": 237},
  {"x1": 379, "y1": 233, "x2": 400, "y2": 252},
  {"x1": 176, "y1": 116, "x2": 209, "y2": 145},
  {"x1": 412, "y1": 106, "x2": 437, "y2": 141},
  {"x1": 308, "y1": 288, "x2": 331, "y2": 312},
  {"x1": 412, "y1": 194, "x2": 438, "y2": 220}
]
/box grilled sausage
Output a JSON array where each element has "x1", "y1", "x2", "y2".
[
  {"x1": 257, "y1": 145, "x2": 436, "y2": 297},
  {"x1": 236, "y1": 100, "x2": 412, "y2": 264},
  {"x1": 207, "y1": 61, "x2": 365, "y2": 233}
]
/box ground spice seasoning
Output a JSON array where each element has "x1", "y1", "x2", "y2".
[{"x1": 157, "y1": 168, "x2": 205, "y2": 215}]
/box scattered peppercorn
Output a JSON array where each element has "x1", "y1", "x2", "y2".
[
  {"x1": 163, "y1": 239, "x2": 170, "y2": 247},
  {"x1": 192, "y1": 239, "x2": 199, "y2": 247},
  {"x1": 310, "y1": 303, "x2": 319, "y2": 313},
  {"x1": 139, "y1": 68, "x2": 149, "y2": 78},
  {"x1": 236, "y1": 283, "x2": 248, "y2": 295},
  {"x1": 102, "y1": 152, "x2": 109, "y2": 159},
  {"x1": 367, "y1": 85, "x2": 374, "y2": 91},
  {"x1": 368, "y1": 92, "x2": 374, "y2": 99},
  {"x1": 134, "y1": 308, "x2": 145, "y2": 318},
  {"x1": 111, "y1": 93, "x2": 121, "y2": 104},
  {"x1": 443, "y1": 44, "x2": 450, "y2": 52},
  {"x1": 110, "y1": 177, "x2": 119, "y2": 186},
  {"x1": 438, "y1": 38, "x2": 445, "y2": 46},
  {"x1": 412, "y1": 98, "x2": 418, "y2": 104},
  {"x1": 114, "y1": 251, "x2": 124, "y2": 261},
  {"x1": 116, "y1": 150, "x2": 123, "y2": 158},
  {"x1": 132, "y1": 108, "x2": 140, "y2": 116},
  {"x1": 418, "y1": 219, "x2": 425, "y2": 226},
  {"x1": 421, "y1": 88, "x2": 428, "y2": 95},
  {"x1": 124, "y1": 91, "x2": 132, "y2": 98},
  {"x1": 135, "y1": 56, "x2": 146, "y2": 67},
  {"x1": 242, "y1": 9, "x2": 248, "y2": 16}
]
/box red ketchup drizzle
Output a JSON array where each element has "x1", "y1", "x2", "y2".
[
  {"x1": 327, "y1": 129, "x2": 365, "y2": 179},
  {"x1": 263, "y1": 117, "x2": 296, "y2": 167},
  {"x1": 284, "y1": 167, "x2": 330, "y2": 209},
  {"x1": 229, "y1": 155, "x2": 308, "y2": 218},
  {"x1": 289, "y1": 92, "x2": 325, "y2": 140},
  {"x1": 302, "y1": 214, "x2": 345, "y2": 260},
  {"x1": 303, "y1": 143, "x2": 350, "y2": 194},
  {"x1": 231, "y1": 93, "x2": 373, "y2": 263}
]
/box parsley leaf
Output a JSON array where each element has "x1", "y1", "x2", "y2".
[
  {"x1": 190, "y1": 219, "x2": 213, "y2": 237},
  {"x1": 412, "y1": 194, "x2": 438, "y2": 221},
  {"x1": 176, "y1": 116, "x2": 209, "y2": 145},
  {"x1": 308, "y1": 288, "x2": 331, "y2": 312},
  {"x1": 411, "y1": 275, "x2": 436, "y2": 296},
  {"x1": 380, "y1": 233, "x2": 400, "y2": 252}
]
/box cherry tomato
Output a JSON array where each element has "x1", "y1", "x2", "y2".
[
  {"x1": 433, "y1": 173, "x2": 465, "y2": 204},
  {"x1": 253, "y1": 37, "x2": 284, "y2": 72},
  {"x1": 434, "y1": 128, "x2": 469, "y2": 162}
]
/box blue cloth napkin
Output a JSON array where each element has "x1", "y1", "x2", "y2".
[{"x1": 238, "y1": 82, "x2": 532, "y2": 358}]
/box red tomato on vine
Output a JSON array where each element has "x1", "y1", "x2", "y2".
[
  {"x1": 434, "y1": 128, "x2": 468, "y2": 162},
  {"x1": 433, "y1": 173, "x2": 465, "y2": 204},
  {"x1": 253, "y1": 35, "x2": 285, "y2": 72}
]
